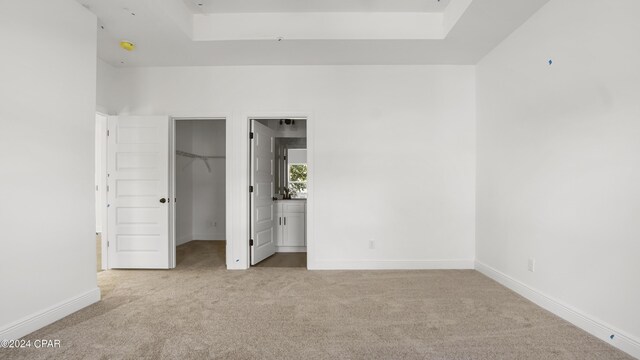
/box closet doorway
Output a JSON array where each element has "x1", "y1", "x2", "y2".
[{"x1": 172, "y1": 118, "x2": 227, "y2": 268}]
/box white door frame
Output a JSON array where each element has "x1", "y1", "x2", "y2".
[
  {"x1": 96, "y1": 112, "x2": 109, "y2": 270},
  {"x1": 170, "y1": 117, "x2": 229, "y2": 268},
  {"x1": 247, "y1": 114, "x2": 314, "y2": 269}
]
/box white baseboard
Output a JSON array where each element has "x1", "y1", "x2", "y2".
[
  {"x1": 192, "y1": 233, "x2": 225, "y2": 241},
  {"x1": 0, "y1": 288, "x2": 101, "y2": 341},
  {"x1": 276, "y1": 246, "x2": 307, "y2": 253},
  {"x1": 312, "y1": 259, "x2": 474, "y2": 270},
  {"x1": 475, "y1": 261, "x2": 640, "y2": 359}
]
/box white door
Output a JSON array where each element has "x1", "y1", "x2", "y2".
[
  {"x1": 250, "y1": 121, "x2": 277, "y2": 265},
  {"x1": 107, "y1": 116, "x2": 170, "y2": 269}
]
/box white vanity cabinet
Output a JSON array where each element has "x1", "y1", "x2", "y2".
[{"x1": 275, "y1": 200, "x2": 306, "y2": 251}]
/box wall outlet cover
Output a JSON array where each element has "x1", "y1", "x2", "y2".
[{"x1": 528, "y1": 258, "x2": 536, "y2": 272}]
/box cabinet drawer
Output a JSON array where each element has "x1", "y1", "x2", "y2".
[{"x1": 283, "y1": 203, "x2": 305, "y2": 213}]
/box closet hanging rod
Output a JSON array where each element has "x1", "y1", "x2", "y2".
[{"x1": 176, "y1": 150, "x2": 225, "y2": 159}]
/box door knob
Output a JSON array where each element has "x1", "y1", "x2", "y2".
[{"x1": 159, "y1": 198, "x2": 167, "y2": 203}]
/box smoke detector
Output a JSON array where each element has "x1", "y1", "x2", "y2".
[{"x1": 120, "y1": 41, "x2": 135, "y2": 51}]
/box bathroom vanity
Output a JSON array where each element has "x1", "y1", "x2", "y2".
[{"x1": 274, "y1": 199, "x2": 306, "y2": 252}]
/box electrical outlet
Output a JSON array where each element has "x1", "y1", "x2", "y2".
[
  {"x1": 369, "y1": 240, "x2": 375, "y2": 250},
  {"x1": 528, "y1": 258, "x2": 536, "y2": 272}
]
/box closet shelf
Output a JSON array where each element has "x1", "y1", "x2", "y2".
[
  {"x1": 176, "y1": 150, "x2": 224, "y2": 173},
  {"x1": 176, "y1": 150, "x2": 225, "y2": 159}
]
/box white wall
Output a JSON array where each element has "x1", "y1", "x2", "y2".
[
  {"x1": 191, "y1": 121, "x2": 226, "y2": 241},
  {"x1": 0, "y1": 0, "x2": 100, "y2": 339},
  {"x1": 108, "y1": 65, "x2": 476, "y2": 270},
  {"x1": 476, "y1": 0, "x2": 640, "y2": 355},
  {"x1": 176, "y1": 121, "x2": 194, "y2": 245},
  {"x1": 176, "y1": 121, "x2": 226, "y2": 245},
  {"x1": 288, "y1": 149, "x2": 307, "y2": 164},
  {"x1": 97, "y1": 59, "x2": 118, "y2": 115},
  {"x1": 95, "y1": 113, "x2": 108, "y2": 233}
]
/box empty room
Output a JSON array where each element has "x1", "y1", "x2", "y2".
[{"x1": 0, "y1": 0, "x2": 638, "y2": 359}]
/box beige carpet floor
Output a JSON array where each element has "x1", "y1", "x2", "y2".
[{"x1": 1, "y1": 241, "x2": 632, "y2": 360}]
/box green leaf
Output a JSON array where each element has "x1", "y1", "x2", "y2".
[{"x1": 289, "y1": 164, "x2": 307, "y2": 182}]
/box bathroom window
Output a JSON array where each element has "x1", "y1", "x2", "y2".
[{"x1": 288, "y1": 163, "x2": 307, "y2": 198}]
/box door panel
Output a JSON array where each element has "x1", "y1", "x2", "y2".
[
  {"x1": 250, "y1": 121, "x2": 277, "y2": 265},
  {"x1": 107, "y1": 116, "x2": 170, "y2": 269}
]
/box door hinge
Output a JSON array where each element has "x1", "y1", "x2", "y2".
[
  {"x1": 249, "y1": 132, "x2": 254, "y2": 139},
  {"x1": 107, "y1": 130, "x2": 110, "y2": 137},
  {"x1": 249, "y1": 186, "x2": 254, "y2": 193},
  {"x1": 107, "y1": 241, "x2": 110, "y2": 247},
  {"x1": 249, "y1": 239, "x2": 254, "y2": 246},
  {"x1": 106, "y1": 185, "x2": 110, "y2": 192}
]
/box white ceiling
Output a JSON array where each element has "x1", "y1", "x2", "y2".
[
  {"x1": 182, "y1": 0, "x2": 453, "y2": 13},
  {"x1": 79, "y1": 0, "x2": 551, "y2": 67}
]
